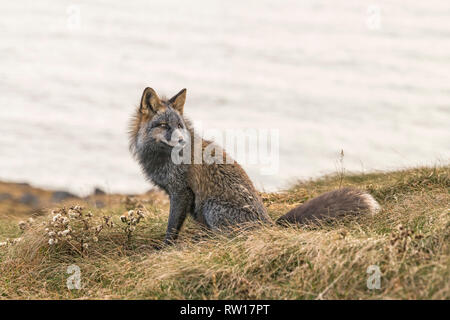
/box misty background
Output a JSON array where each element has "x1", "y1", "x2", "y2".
[{"x1": 0, "y1": 0, "x2": 449, "y2": 195}]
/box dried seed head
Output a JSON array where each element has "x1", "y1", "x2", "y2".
[
  {"x1": 18, "y1": 221, "x2": 27, "y2": 230},
  {"x1": 68, "y1": 210, "x2": 80, "y2": 219},
  {"x1": 136, "y1": 210, "x2": 146, "y2": 218},
  {"x1": 13, "y1": 237, "x2": 22, "y2": 244}
]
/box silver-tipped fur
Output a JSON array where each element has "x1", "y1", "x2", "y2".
[{"x1": 276, "y1": 188, "x2": 381, "y2": 225}]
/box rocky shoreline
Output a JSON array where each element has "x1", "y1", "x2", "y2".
[{"x1": 0, "y1": 181, "x2": 167, "y2": 219}]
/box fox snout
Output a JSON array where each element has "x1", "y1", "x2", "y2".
[
  {"x1": 155, "y1": 127, "x2": 189, "y2": 148},
  {"x1": 168, "y1": 128, "x2": 188, "y2": 147}
]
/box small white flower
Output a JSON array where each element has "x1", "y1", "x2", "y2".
[
  {"x1": 48, "y1": 239, "x2": 55, "y2": 245},
  {"x1": 18, "y1": 221, "x2": 27, "y2": 230},
  {"x1": 68, "y1": 210, "x2": 79, "y2": 218},
  {"x1": 48, "y1": 231, "x2": 56, "y2": 237},
  {"x1": 82, "y1": 243, "x2": 89, "y2": 249},
  {"x1": 0, "y1": 242, "x2": 7, "y2": 247},
  {"x1": 92, "y1": 236, "x2": 98, "y2": 243},
  {"x1": 137, "y1": 210, "x2": 146, "y2": 218}
]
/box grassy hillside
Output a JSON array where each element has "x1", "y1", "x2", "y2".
[{"x1": 0, "y1": 166, "x2": 448, "y2": 299}]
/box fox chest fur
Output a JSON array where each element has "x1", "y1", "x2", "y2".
[{"x1": 137, "y1": 146, "x2": 190, "y2": 195}]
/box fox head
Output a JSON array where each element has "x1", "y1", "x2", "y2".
[{"x1": 129, "y1": 87, "x2": 190, "y2": 157}]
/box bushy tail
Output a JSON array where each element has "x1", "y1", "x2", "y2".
[{"x1": 276, "y1": 188, "x2": 381, "y2": 225}]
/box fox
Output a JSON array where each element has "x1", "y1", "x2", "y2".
[{"x1": 129, "y1": 87, "x2": 381, "y2": 244}]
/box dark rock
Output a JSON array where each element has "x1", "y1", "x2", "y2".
[
  {"x1": 51, "y1": 191, "x2": 78, "y2": 203},
  {"x1": 0, "y1": 193, "x2": 13, "y2": 202},
  {"x1": 94, "y1": 187, "x2": 106, "y2": 195},
  {"x1": 19, "y1": 193, "x2": 40, "y2": 207},
  {"x1": 95, "y1": 200, "x2": 105, "y2": 208},
  {"x1": 16, "y1": 182, "x2": 31, "y2": 187}
]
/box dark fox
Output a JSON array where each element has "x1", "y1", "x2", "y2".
[{"x1": 129, "y1": 87, "x2": 380, "y2": 244}]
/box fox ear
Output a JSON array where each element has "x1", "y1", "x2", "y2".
[
  {"x1": 140, "y1": 87, "x2": 163, "y2": 115},
  {"x1": 169, "y1": 88, "x2": 187, "y2": 114}
]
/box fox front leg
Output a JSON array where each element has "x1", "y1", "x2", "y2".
[{"x1": 163, "y1": 192, "x2": 192, "y2": 245}]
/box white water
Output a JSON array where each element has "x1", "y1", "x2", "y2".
[{"x1": 0, "y1": 0, "x2": 449, "y2": 195}]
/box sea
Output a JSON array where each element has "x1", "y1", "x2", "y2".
[{"x1": 0, "y1": 0, "x2": 449, "y2": 195}]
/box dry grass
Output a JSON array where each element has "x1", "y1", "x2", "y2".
[{"x1": 0, "y1": 166, "x2": 448, "y2": 299}]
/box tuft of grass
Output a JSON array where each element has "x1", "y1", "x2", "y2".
[{"x1": 0, "y1": 166, "x2": 448, "y2": 299}]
